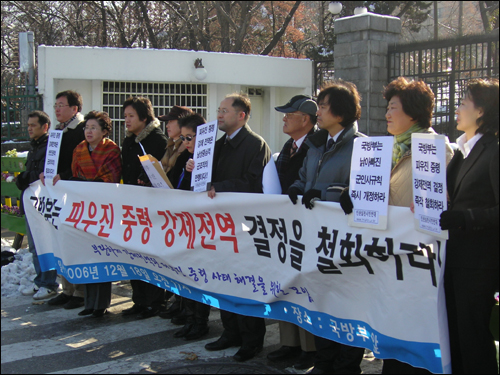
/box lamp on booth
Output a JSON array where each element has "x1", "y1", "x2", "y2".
[
  {"x1": 328, "y1": 2, "x2": 342, "y2": 15},
  {"x1": 194, "y1": 58, "x2": 208, "y2": 81}
]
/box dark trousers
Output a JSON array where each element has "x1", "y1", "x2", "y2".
[
  {"x1": 444, "y1": 266, "x2": 498, "y2": 374},
  {"x1": 382, "y1": 359, "x2": 431, "y2": 374},
  {"x1": 314, "y1": 336, "x2": 365, "y2": 373},
  {"x1": 84, "y1": 282, "x2": 112, "y2": 310},
  {"x1": 130, "y1": 280, "x2": 165, "y2": 309},
  {"x1": 220, "y1": 310, "x2": 266, "y2": 348},
  {"x1": 183, "y1": 298, "x2": 211, "y2": 325}
]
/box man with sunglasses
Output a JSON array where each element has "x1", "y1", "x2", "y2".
[{"x1": 204, "y1": 93, "x2": 271, "y2": 362}]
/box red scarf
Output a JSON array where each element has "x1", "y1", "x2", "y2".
[{"x1": 72, "y1": 138, "x2": 122, "y2": 183}]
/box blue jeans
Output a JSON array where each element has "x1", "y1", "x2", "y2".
[{"x1": 25, "y1": 216, "x2": 58, "y2": 291}]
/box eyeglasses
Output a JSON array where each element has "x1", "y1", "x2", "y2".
[
  {"x1": 53, "y1": 104, "x2": 71, "y2": 109},
  {"x1": 84, "y1": 126, "x2": 100, "y2": 131},
  {"x1": 283, "y1": 113, "x2": 305, "y2": 119},
  {"x1": 180, "y1": 135, "x2": 196, "y2": 142},
  {"x1": 217, "y1": 108, "x2": 244, "y2": 115}
]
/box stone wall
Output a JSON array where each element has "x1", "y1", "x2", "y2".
[{"x1": 334, "y1": 13, "x2": 401, "y2": 135}]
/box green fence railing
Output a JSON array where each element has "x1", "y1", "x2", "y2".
[{"x1": 1, "y1": 84, "x2": 43, "y2": 142}]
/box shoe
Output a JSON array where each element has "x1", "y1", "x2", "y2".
[
  {"x1": 158, "y1": 304, "x2": 181, "y2": 319},
  {"x1": 21, "y1": 284, "x2": 39, "y2": 296},
  {"x1": 78, "y1": 309, "x2": 94, "y2": 316},
  {"x1": 185, "y1": 324, "x2": 209, "y2": 340},
  {"x1": 293, "y1": 351, "x2": 316, "y2": 370},
  {"x1": 267, "y1": 345, "x2": 301, "y2": 361},
  {"x1": 91, "y1": 309, "x2": 107, "y2": 318},
  {"x1": 306, "y1": 367, "x2": 328, "y2": 374},
  {"x1": 33, "y1": 287, "x2": 57, "y2": 300},
  {"x1": 122, "y1": 304, "x2": 145, "y2": 316},
  {"x1": 205, "y1": 336, "x2": 242, "y2": 351},
  {"x1": 171, "y1": 313, "x2": 188, "y2": 325},
  {"x1": 173, "y1": 323, "x2": 193, "y2": 338},
  {"x1": 233, "y1": 346, "x2": 263, "y2": 362},
  {"x1": 63, "y1": 296, "x2": 84, "y2": 309},
  {"x1": 137, "y1": 306, "x2": 159, "y2": 319},
  {"x1": 48, "y1": 293, "x2": 71, "y2": 306}
]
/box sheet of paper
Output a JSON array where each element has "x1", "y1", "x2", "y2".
[
  {"x1": 263, "y1": 158, "x2": 282, "y2": 195},
  {"x1": 139, "y1": 154, "x2": 173, "y2": 189},
  {"x1": 44, "y1": 130, "x2": 63, "y2": 180},
  {"x1": 348, "y1": 136, "x2": 393, "y2": 230},
  {"x1": 191, "y1": 120, "x2": 217, "y2": 192},
  {"x1": 411, "y1": 133, "x2": 448, "y2": 240}
]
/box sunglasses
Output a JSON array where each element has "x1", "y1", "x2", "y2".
[{"x1": 180, "y1": 135, "x2": 196, "y2": 142}]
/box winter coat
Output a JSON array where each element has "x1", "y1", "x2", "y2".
[
  {"x1": 211, "y1": 123, "x2": 271, "y2": 193},
  {"x1": 445, "y1": 132, "x2": 498, "y2": 269},
  {"x1": 57, "y1": 113, "x2": 86, "y2": 180},
  {"x1": 389, "y1": 127, "x2": 454, "y2": 207},
  {"x1": 168, "y1": 149, "x2": 193, "y2": 190},
  {"x1": 161, "y1": 138, "x2": 186, "y2": 175},
  {"x1": 290, "y1": 122, "x2": 365, "y2": 202},
  {"x1": 16, "y1": 133, "x2": 49, "y2": 191},
  {"x1": 121, "y1": 119, "x2": 168, "y2": 185},
  {"x1": 276, "y1": 126, "x2": 318, "y2": 194}
]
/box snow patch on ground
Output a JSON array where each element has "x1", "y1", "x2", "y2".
[{"x1": 1, "y1": 238, "x2": 36, "y2": 297}]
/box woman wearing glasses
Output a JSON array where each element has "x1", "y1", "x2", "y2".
[
  {"x1": 71, "y1": 110, "x2": 122, "y2": 318},
  {"x1": 167, "y1": 112, "x2": 212, "y2": 341}
]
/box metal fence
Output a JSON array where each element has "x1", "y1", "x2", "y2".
[
  {"x1": 314, "y1": 59, "x2": 335, "y2": 94},
  {"x1": 1, "y1": 83, "x2": 43, "y2": 142},
  {"x1": 388, "y1": 31, "x2": 499, "y2": 142}
]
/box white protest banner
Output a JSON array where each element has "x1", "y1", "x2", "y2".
[
  {"x1": 139, "y1": 154, "x2": 173, "y2": 189},
  {"x1": 44, "y1": 130, "x2": 63, "y2": 180},
  {"x1": 348, "y1": 136, "x2": 393, "y2": 230},
  {"x1": 24, "y1": 181, "x2": 450, "y2": 373},
  {"x1": 411, "y1": 133, "x2": 449, "y2": 240},
  {"x1": 192, "y1": 120, "x2": 217, "y2": 192}
]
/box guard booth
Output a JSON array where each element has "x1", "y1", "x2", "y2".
[{"x1": 37, "y1": 46, "x2": 314, "y2": 153}]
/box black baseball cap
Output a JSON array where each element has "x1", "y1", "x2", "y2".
[{"x1": 275, "y1": 95, "x2": 318, "y2": 115}]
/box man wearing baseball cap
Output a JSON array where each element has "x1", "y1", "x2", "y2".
[
  {"x1": 267, "y1": 95, "x2": 318, "y2": 369},
  {"x1": 274, "y1": 95, "x2": 319, "y2": 195}
]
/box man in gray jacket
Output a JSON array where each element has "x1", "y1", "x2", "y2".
[{"x1": 288, "y1": 80, "x2": 366, "y2": 374}]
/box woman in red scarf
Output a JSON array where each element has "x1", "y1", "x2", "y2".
[{"x1": 72, "y1": 111, "x2": 122, "y2": 318}]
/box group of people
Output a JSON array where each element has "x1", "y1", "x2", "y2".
[{"x1": 15, "y1": 75, "x2": 498, "y2": 373}]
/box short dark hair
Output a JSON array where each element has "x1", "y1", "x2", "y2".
[
  {"x1": 84, "y1": 110, "x2": 112, "y2": 136},
  {"x1": 383, "y1": 77, "x2": 434, "y2": 129},
  {"x1": 28, "y1": 110, "x2": 51, "y2": 128},
  {"x1": 122, "y1": 96, "x2": 155, "y2": 124},
  {"x1": 56, "y1": 90, "x2": 83, "y2": 112},
  {"x1": 317, "y1": 80, "x2": 362, "y2": 127},
  {"x1": 178, "y1": 113, "x2": 206, "y2": 133},
  {"x1": 465, "y1": 78, "x2": 499, "y2": 136},
  {"x1": 225, "y1": 93, "x2": 251, "y2": 121}
]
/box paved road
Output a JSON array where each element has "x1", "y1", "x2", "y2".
[
  {"x1": 1, "y1": 228, "x2": 382, "y2": 374},
  {"x1": 1, "y1": 279, "x2": 383, "y2": 374}
]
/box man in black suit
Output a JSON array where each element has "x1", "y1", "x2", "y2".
[
  {"x1": 204, "y1": 93, "x2": 271, "y2": 362},
  {"x1": 268, "y1": 95, "x2": 318, "y2": 369}
]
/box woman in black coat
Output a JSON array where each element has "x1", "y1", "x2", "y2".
[
  {"x1": 120, "y1": 96, "x2": 168, "y2": 319},
  {"x1": 165, "y1": 113, "x2": 212, "y2": 340},
  {"x1": 440, "y1": 78, "x2": 499, "y2": 374}
]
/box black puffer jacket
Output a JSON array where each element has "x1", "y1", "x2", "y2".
[{"x1": 16, "y1": 133, "x2": 49, "y2": 191}]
